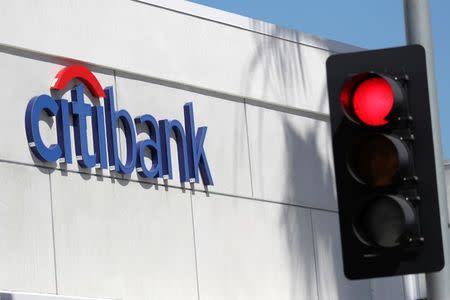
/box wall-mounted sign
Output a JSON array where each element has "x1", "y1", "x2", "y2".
[{"x1": 25, "y1": 65, "x2": 213, "y2": 185}]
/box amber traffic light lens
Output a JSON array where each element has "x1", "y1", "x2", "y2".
[{"x1": 348, "y1": 135, "x2": 402, "y2": 187}]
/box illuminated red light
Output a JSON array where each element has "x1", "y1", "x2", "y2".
[{"x1": 352, "y1": 77, "x2": 394, "y2": 126}]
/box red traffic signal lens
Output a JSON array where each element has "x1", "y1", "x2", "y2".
[
  {"x1": 353, "y1": 77, "x2": 394, "y2": 126},
  {"x1": 339, "y1": 74, "x2": 402, "y2": 126}
]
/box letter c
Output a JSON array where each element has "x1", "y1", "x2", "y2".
[{"x1": 25, "y1": 95, "x2": 62, "y2": 162}]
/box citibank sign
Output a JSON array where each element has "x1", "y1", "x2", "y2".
[{"x1": 25, "y1": 65, "x2": 213, "y2": 185}]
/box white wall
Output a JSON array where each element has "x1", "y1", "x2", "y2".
[{"x1": 0, "y1": 0, "x2": 418, "y2": 299}]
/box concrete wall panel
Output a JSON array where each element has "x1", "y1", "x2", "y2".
[
  {"x1": 311, "y1": 210, "x2": 372, "y2": 300},
  {"x1": 0, "y1": 162, "x2": 55, "y2": 293},
  {"x1": 192, "y1": 193, "x2": 318, "y2": 300},
  {"x1": 50, "y1": 172, "x2": 198, "y2": 300},
  {"x1": 246, "y1": 104, "x2": 336, "y2": 211}
]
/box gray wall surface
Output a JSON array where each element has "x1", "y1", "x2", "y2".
[{"x1": 0, "y1": 0, "x2": 427, "y2": 299}]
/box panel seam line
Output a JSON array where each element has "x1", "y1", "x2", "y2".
[
  {"x1": 0, "y1": 159, "x2": 340, "y2": 213},
  {"x1": 243, "y1": 98, "x2": 255, "y2": 197},
  {"x1": 48, "y1": 173, "x2": 59, "y2": 294},
  {"x1": 190, "y1": 193, "x2": 201, "y2": 300},
  {"x1": 309, "y1": 209, "x2": 321, "y2": 300}
]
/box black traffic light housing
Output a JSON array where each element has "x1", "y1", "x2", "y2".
[{"x1": 326, "y1": 45, "x2": 444, "y2": 279}]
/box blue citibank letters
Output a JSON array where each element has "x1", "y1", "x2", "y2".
[{"x1": 24, "y1": 65, "x2": 213, "y2": 186}]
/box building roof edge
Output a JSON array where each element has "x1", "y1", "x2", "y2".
[{"x1": 132, "y1": 0, "x2": 364, "y2": 53}]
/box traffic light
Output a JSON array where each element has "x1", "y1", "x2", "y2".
[{"x1": 326, "y1": 45, "x2": 444, "y2": 279}]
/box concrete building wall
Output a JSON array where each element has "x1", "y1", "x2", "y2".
[{"x1": 0, "y1": 0, "x2": 426, "y2": 299}]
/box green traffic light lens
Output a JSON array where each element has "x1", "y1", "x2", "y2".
[
  {"x1": 347, "y1": 134, "x2": 409, "y2": 187},
  {"x1": 355, "y1": 195, "x2": 416, "y2": 248}
]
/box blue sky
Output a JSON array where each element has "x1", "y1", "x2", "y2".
[{"x1": 190, "y1": 0, "x2": 450, "y2": 160}]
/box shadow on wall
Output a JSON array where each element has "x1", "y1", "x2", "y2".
[
  {"x1": 241, "y1": 20, "x2": 420, "y2": 300},
  {"x1": 243, "y1": 19, "x2": 360, "y2": 299},
  {"x1": 241, "y1": 21, "x2": 304, "y2": 107},
  {"x1": 280, "y1": 115, "x2": 350, "y2": 300},
  {"x1": 281, "y1": 117, "x2": 334, "y2": 205},
  {"x1": 241, "y1": 20, "x2": 329, "y2": 113}
]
